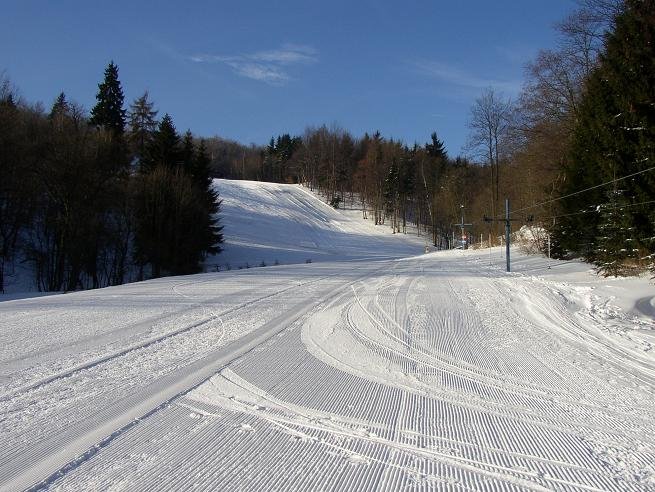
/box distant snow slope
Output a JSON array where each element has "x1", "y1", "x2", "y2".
[
  {"x1": 1, "y1": 180, "x2": 654, "y2": 491},
  {"x1": 208, "y1": 179, "x2": 425, "y2": 269}
]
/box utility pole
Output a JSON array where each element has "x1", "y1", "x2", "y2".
[
  {"x1": 505, "y1": 198, "x2": 511, "y2": 272},
  {"x1": 483, "y1": 198, "x2": 521, "y2": 272},
  {"x1": 452, "y1": 204, "x2": 473, "y2": 249}
]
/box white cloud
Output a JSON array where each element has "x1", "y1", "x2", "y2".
[
  {"x1": 228, "y1": 62, "x2": 289, "y2": 85},
  {"x1": 251, "y1": 44, "x2": 317, "y2": 65},
  {"x1": 413, "y1": 59, "x2": 521, "y2": 95},
  {"x1": 189, "y1": 54, "x2": 227, "y2": 63},
  {"x1": 189, "y1": 44, "x2": 317, "y2": 85}
]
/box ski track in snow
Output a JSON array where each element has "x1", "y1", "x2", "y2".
[{"x1": 1, "y1": 180, "x2": 654, "y2": 491}]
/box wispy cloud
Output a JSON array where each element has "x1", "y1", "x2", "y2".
[
  {"x1": 412, "y1": 59, "x2": 522, "y2": 95},
  {"x1": 494, "y1": 45, "x2": 537, "y2": 66},
  {"x1": 189, "y1": 44, "x2": 317, "y2": 85},
  {"x1": 231, "y1": 63, "x2": 290, "y2": 84},
  {"x1": 251, "y1": 44, "x2": 317, "y2": 64}
]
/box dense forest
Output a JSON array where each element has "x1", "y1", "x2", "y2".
[
  {"x1": 1, "y1": 0, "x2": 652, "y2": 294},
  {"x1": 0, "y1": 63, "x2": 222, "y2": 292},
  {"x1": 209, "y1": 0, "x2": 654, "y2": 277}
]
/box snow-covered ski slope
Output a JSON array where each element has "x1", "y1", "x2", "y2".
[
  {"x1": 1, "y1": 181, "x2": 654, "y2": 491},
  {"x1": 208, "y1": 179, "x2": 426, "y2": 268}
]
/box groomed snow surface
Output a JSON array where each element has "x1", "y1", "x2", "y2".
[{"x1": 1, "y1": 179, "x2": 654, "y2": 491}]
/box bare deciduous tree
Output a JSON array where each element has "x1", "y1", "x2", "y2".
[
  {"x1": 466, "y1": 88, "x2": 513, "y2": 221},
  {"x1": 506, "y1": 0, "x2": 624, "y2": 225},
  {"x1": 521, "y1": 0, "x2": 622, "y2": 133}
]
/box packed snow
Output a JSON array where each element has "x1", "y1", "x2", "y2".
[{"x1": 0, "y1": 180, "x2": 653, "y2": 491}]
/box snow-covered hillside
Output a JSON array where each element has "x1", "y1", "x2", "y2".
[
  {"x1": 209, "y1": 179, "x2": 425, "y2": 269},
  {"x1": 1, "y1": 181, "x2": 654, "y2": 491}
]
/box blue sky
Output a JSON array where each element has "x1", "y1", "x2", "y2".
[{"x1": 1, "y1": 0, "x2": 574, "y2": 156}]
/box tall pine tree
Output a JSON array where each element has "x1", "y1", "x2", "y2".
[
  {"x1": 603, "y1": 0, "x2": 655, "y2": 273},
  {"x1": 49, "y1": 92, "x2": 69, "y2": 119},
  {"x1": 90, "y1": 61, "x2": 126, "y2": 134},
  {"x1": 90, "y1": 61, "x2": 128, "y2": 175},
  {"x1": 194, "y1": 139, "x2": 223, "y2": 255},
  {"x1": 128, "y1": 91, "x2": 158, "y2": 164}
]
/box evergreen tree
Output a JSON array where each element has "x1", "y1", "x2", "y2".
[
  {"x1": 128, "y1": 91, "x2": 158, "y2": 163},
  {"x1": 194, "y1": 139, "x2": 223, "y2": 255},
  {"x1": 550, "y1": 69, "x2": 611, "y2": 260},
  {"x1": 182, "y1": 133, "x2": 223, "y2": 259},
  {"x1": 49, "y1": 92, "x2": 69, "y2": 119},
  {"x1": 594, "y1": 188, "x2": 639, "y2": 276},
  {"x1": 191, "y1": 139, "x2": 213, "y2": 185},
  {"x1": 263, "y1": 137, "x2": 276, "y2": 181},
  {"x1": 181, "y1": 130, "x2": 195, "y2": 172},
  {"x1": 276, "y1": 134, "x2": 292, "y2": 182},
  {"x1": 142, "y1": 113, "x2": 181, "y2": 172},
  {"x1": 133, "y1": 136, "x2": 222, "y2": 278},
  {"x1": 89, "y1": 61, "x2": 126, "y2": 134},
  {"x1": 602, "y1": 0, "x2": 655, "y2": 273},
  {"x1": 426, "y1": 132, "x2": 447, "y2": 160},
  {"x1": 422, "y1": 132, "x2": 448, "y2": 245}
]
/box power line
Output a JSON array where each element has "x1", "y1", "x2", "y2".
[
  {"x1": 537, "y1": 199, "x2": 655, "y2": 220},
  {"x1": 505, "y1": 165, "x2": 655, "y2": 217}
]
